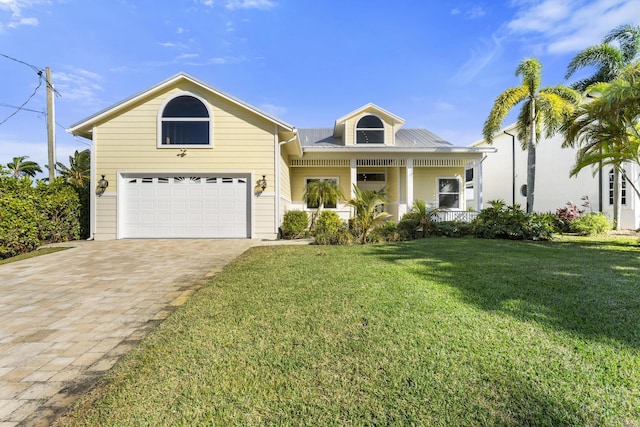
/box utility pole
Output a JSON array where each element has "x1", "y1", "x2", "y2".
[{"x1": 46, "y1": 67, "x2": 56, "y2": 181}]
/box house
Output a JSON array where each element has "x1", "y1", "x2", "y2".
[
  {"x1": 69, "y1": 73, "x2": 494, "y2": 240},
  {"x1": 471, "y1": 123, "x2": 640, "y2": 230}
]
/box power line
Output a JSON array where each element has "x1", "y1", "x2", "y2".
[
  {"x1": 0, "y1": 52, "x2": 43, "y2": 74},
  {"x1": 0, "y1": 75, "x2": 43, "y2": 126},
  {"x1": 0, "y1": 102, "x2": 44, "y2": 114}
]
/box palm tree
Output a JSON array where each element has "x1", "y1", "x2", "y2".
[
  {"x1": 303, "y1": 179, "x2": 344, "y2": 228},
  {"x1": 5, "y1": 156, "x2": 42, "y2": 178},
  {"x1": 562, "y1": 63, "x2": 640, "y2": 229},
  {"x1": 55, "y1": 149, "x2": 90, "y2": 188},
  {"x1": 406, "y1": 199, "x2": 440, "y2": 238},
  {"x1": 565, "y1": 24, "x2": 640, "y2": 91},
  {"x1": 347, "y1": 185, "x2": 391, "y2": 244},
  {"x1": 483, "y1": 58, "x2": 580, "y2": 213}
]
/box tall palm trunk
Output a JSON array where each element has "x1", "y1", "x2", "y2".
[
  {"x1": 526, "y1": 101, "x2": 536, "y2": 214},
  {"x1": 612, "y1": 166, "x2": 621, "y2": 230}
]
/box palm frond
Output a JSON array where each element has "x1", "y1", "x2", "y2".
[
  {"x1": 482, "y1": 86, "x2": 528, "y2": 143},
  {"x1": 516, "y1": 58, "x2": 541, "y2": 94},
  {"x1": 602, "y1": 23, "x2": 640, "y2": 63}
]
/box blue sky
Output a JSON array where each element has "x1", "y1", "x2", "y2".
[{"x1": 1, "y1": 0, "x2": 639, "y2": 174}]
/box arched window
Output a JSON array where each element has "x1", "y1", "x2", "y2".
[
  {"x1": 160, "y1": 95, "x2": 211, "y2": 146},
  {"x1": 356, "y1": 115, "x2": 384, "y2": 144}
]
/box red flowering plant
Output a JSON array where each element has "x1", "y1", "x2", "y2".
[{"x1": 555, "y1": 200, "x2": 583, "y2": 233}]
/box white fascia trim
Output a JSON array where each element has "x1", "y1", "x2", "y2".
[{"x1": 302, "y1": 146, "x2": 496, "y2": 154}]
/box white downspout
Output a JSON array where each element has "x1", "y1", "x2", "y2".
[
  {"x1": 275, "y1": 128, "x2": 298, "y2": 234},
  {"x1": 88, "y1": 126, "x2": 97, "y2": 240}
]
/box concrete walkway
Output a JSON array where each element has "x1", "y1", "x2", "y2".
[{"x1": 0, "y1": 239, "x2": 258, "y2": 426}]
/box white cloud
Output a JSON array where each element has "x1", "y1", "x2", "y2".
[
  {"x1": 225, "y1": 0, "x2": 276, "y2": 10},
  {"x1": 466, "y1": 6, "x2": 486, "y2": 19},
  {"x1": 452, "y1": 34, "x2": 504, "y2": 84},
  {"x1": 53, "y1": 69, "x2": 104, "y2": 106},
  {"x1": 207, "y1": 55, "x2": 247, "y2": 64},
  {"x1": 0, "y1": 0, "x2": 46, "y2": 30},
  {"x1": 451, "y1": 8, "x2": 460, "y2": 15},
  {"x1": 259, "y1": 103, "x2": 287, "y2": 118},
  {"x1": 507, "y1": 0, "x2": 640, "y2": 54}
]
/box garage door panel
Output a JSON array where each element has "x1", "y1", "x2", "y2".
[{"x1": 122, "y1": 175, "x2": 249, "y2": 238}]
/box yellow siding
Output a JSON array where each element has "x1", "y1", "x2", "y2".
[
  {"x1": 95, "y1": 195, "x2": 116, "y2": 240},
  {"x1": 290, "y1": 167, "x2": 352, "y2": 202},
  {"x1": 254, "y1": 195, "x2": 276, "y2": 239},
  {"x1": 279, "y1": 149, "x2": 291, "y2": 201},
  {"x1": 343, "y1": 108, "x2": 396, "y2": 146},
  {"x1": 94, "y1": 84, "x2": 277, "y2": 194},
  {"x1": 413, "y1": 167, "x2": 463, "y2": 206}
]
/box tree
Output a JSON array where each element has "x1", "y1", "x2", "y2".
[
  {"x1": 303, "y1": 179, "x2": 344, "y2": 228},
  {"x1": 565, "y1": 24, "x2": 640, "y2": 91},
  {"x1": 405, "y1": 199, "x2": 440, "y2": 238},
  {"x1": 347, "y1": 185, "x2": 391, "y2": 244},
  {"x1": 483, "y1": 58, "x2": 580, "y2": 213},
  {"x1": 562, "y1": 63, "x2": 640, "y2": 229},
  {"x1": 5, "y1": 156, "x2": 42, "y2": 178},
  {"x1": 55, "y1": 149, "x2": 90, "y2": 188}
]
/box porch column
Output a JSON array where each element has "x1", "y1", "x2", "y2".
[
  {"x1": 350, "y1": 158, "x2": 357, "y2": 198},
  {"x1": 477, "y1": 158, "x2": 484, "y2": 210},
  {"x1": 406, "y1": 158, "x2": 414, "y2": 209}
]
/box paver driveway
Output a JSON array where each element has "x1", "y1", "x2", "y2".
[{"x1": 0, "y1": 239, "x2": 257, "y2": 426}]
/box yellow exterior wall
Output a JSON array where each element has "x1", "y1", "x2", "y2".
[
  {"x1": 94, "y1": 195, "x2": 116, "y2": 240},
  {"x1": 94, "y1": 83, "x2": 277, "y2": 190},
  {"x1": 290, "y1": 167, "x2": 352, "y2": 202},
  {"x1": 413, "y1": 167, "x2": 464, "y2": 207},
  {"x1": 343, "y1": 109, "x2": 396, "y2": 145},
  {"x1": 92, "y1": 80, "x2": 280, "y2": 239}
]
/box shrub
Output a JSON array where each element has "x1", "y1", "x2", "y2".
[
  {"x1": 554, "y1": 200, "x2": 582, "y2": 233},
  {"x1": 35, "y1": 178, "x2": 82, "y2": 243},
  {"x1": 432, "y1": 221, "x2": 473, "y2": 238},
  {"x1": 472, "y1": 200, "x2": 552, "y2": 240},
  {"x1": 397, "y1": 217, "x2": 419, "y2": 241},
  {"x1": 280, "y1": 210, "x2": 309, "y2": 239},
  {"x1": 0, "y1": 177, "x2": 40, "y2": 259},
  {"x1": 313, "y1": 211, "x2": 344, "y2": 245},
  {"x1": 570, "y1": 212, "x2": 611, "y2": 236},
  {"x1": 368, "y1": 221, "x2": 401, "y2": 243}
]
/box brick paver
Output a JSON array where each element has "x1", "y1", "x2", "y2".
[{"x1": 0, "y1": 239, "x2": 257, "y2": 426}]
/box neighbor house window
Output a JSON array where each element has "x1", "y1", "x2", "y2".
[
  {"x1": 356, "y1": 115, "x2": 384, "y2": 144},
  {"x1": 159, "y1": 95, "x2": 211, "y2": 146},
  {"x1": 305, "y1": 178, "x2": 338, "y2": 209},
  {"x1": 608, "y1": 168, "x2": 627, "y2": 205},
  {"x1": 438, "y1": 178, "x2": 461, "y2": 209}
]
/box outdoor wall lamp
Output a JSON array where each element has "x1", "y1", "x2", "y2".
[
  {"x1": 96, "y1": 174, "x2": 109, "y2": 196},
  {"x1": 259, "y1": 175, "x2": 267, "y2": 191}
]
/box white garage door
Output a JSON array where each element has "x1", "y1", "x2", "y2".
[{"x1": 121, "y1": 175, "x2": 249, "y2": 238}]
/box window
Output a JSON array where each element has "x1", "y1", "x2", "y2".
[
  {"x1": 356, "y1": 115, "x2": 384, "y2": 144},
  {"x1": 305, "y1": 178, "x2": 338, "y2": 209},
  {"x1": 438, "y1": 178, "x2": 460, "y2": 209},
  {"x1": 159, "y1": 95, "x2": 211, "y2": 146},
  {"x1": 608, "y1": 169, "x2": 627, "y2": 205}
]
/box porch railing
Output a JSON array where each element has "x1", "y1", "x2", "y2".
[{"x1": 433, "y1": 210, "x2": 479, "y2": 223}]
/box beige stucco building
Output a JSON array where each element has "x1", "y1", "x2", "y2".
[{"x1": 69, "y1": 73, "x2": 493, "y2": 240}]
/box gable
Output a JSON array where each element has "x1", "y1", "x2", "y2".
[{"x1": 68, "y1": 73, "x2": 296, "y2": 139}]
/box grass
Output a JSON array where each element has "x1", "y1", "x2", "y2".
[
  {"x1": 57, "y1": 237, "x2": 640, "y2": 426},
  {"x1": 0, "y1": 246, "x2": 69, "y2": 265}
]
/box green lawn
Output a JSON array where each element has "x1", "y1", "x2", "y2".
[
  {"x1": 58, "y1": 237, "x2": 640, "y2": 426},
  {"x1": 0, "y1": 246, "x2": 68, "y2": 265}
]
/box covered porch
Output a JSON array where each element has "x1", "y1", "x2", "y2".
[{"x1": 286, "y1": 154, "x2": 485, "y2": 222}]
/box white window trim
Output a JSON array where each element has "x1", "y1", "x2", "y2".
[
  {"x1": 608, "y1": 168, "x2": 627, "y2": 206},
  {"x1": 304, "y1": 177, "x2": 340, "y2": 210},
  {"x1": 157, "y1": 91, "x2": 214, "y2": 148},
  {"x1": 437, "y1": 176, "x2": 462, "y2": 209},
  {"x1": 354, "y1": 114, "x2": 385, "y2": 145}
]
